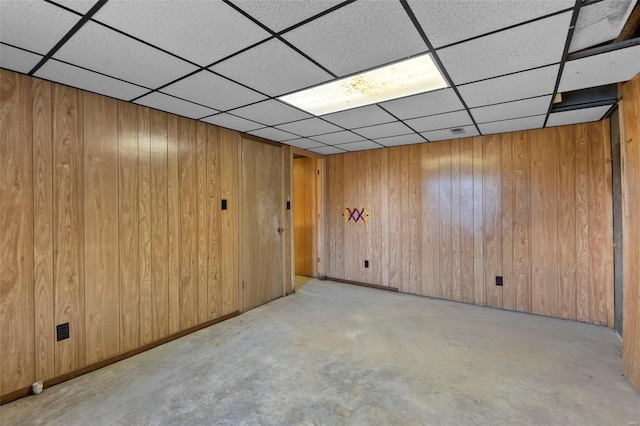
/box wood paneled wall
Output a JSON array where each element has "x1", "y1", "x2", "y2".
[
  {"x1": 326, "y1": 122, "x2": 613, "y2": 325},
  {"x1": 0, "y1": 70, "x2": 241, "y2": 397},
  {"x1": 621, "y1": 73, "x2": 640, "y2": 391},
  {"x1": 293, "y1": 157, "x2": 316, "y2": 276}
]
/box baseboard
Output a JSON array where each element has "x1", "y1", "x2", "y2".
[
  {"x1": 0, "y1": 311, "x2": 240, "y2": 406},
  {"x1": 324, "y1": 277, "x2": 399, "y2": 292}
]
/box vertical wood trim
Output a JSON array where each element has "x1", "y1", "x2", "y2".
[
  {"x1": 117, "y1": 101, "x2": 139, "y2": 352},
  {"x1": 83, "y1": 93, "x2": 120, "y2": 364},
  {"x1": 32, "y1": 78, "x2": 55, "y2": 381}
]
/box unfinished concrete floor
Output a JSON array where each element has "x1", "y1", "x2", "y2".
[{"x1": 2, "y1": 279, "x2": 639, "y2": 425}]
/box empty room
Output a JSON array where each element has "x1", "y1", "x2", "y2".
[{"x1": 2, "y1": 0, "x2": 640, "y2": 424}]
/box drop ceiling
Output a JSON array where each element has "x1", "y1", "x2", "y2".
[{"x1": 1, "y1": 0, "x2": 639, "y2": 154}]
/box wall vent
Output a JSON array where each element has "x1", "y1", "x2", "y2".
[{"x1": 450, "y1": 128, "x2": 465, "y2": 135}]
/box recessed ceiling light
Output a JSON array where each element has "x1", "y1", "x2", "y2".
[{"x1": 279, "y1": 54, "x2": 448, "y2": 116}]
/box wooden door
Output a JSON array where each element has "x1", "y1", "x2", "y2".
[
  {"x1": 293, "y1": 157, "x2": 316, "y2": 276},
  {"x1": 241, "y1": 138, "x2": 285, "y2": 311}
]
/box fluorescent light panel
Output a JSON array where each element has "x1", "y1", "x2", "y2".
[{"x1": 279, "y1": 54, "x2": 448, "y2": 115}]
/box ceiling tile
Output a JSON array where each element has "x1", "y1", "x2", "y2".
[
  {"x1": 375, "y1": 133, "x2": 427, "y2": 147},
  {"x1": 322, "y1": 105, "x2": 395, "y2": 129},
  {"x1": 405, "y1": 110, "x2": 473, "y2": 132},
  {"x1": 54, "y1": 22, "x2": 198, "y2": 89},
  {"x1": 275, "y1": 118, "x2": 342, "y2": 137},
  {"x1": 35, "y1": 59, "x2": 149, "y2": 100},
  {"x1": 201, "y1": 113, "x2": 263, "y2": 133},
  {"x1": 285, "y1": 138, "x2": 326, "y2": 150},
  {"x1": 478, "y1": 115, "x2": 546, "y2": 135},
  {"x1": 50, "y1": 1, "x2": 98, "y2": 14},
  {"x1": 93, "y1": 0, "x2": 270, "y2": 66},
  {"x1": 0, "y1": 1, "x2": 80, "y2": 55},
  {"x1": 336, "y1": 140, "x2": 383, "y2": 152},
  {"x1": 547, "y1": 105, "x2": 611, "y2": 127},
  {"x1": 231, "y1": 100, "x2": 311, "y2": 126},
  {"x1": 233, "y1": 0, "x2": 344, "y2": 32},
  {"x1": 409, "y1": 0, "x2": 573, "y2": 49},
  {"x1": 134, "y1": 92, "x2": 217, "y2": 119},
  {"x1": 282, "y1": 0, "x2": 426, "y2": 76},
  {"x1": 248, "y1": 127, "x2": 297, "y2": 142},
  {"x1": 161, "y1": 70, "x2": 266, "y2": 111},
  {"x1": 211, "y1": 38, "x2": 332, "y2": 97},
  {"x1": 309, "y1": 146, "x2": 347, "y2": 155},
  {"x1": 310, "y1": 131, "x2": 365, "y2": 145},
  {"x1": 470, "y1": 95, "x2": 552, "y2": 124},
  {"x1": 379, "y1": 89, "x2": 464, "y2": 120},
  {"x1": 559, "y1": 45, "x2": 640, "y2": 93},
  {"x1": 421, "y1": 125, "x2": 479, "y2": 142},
  {"x1": 458, "y1": 64, "x2": 559, "y2": 108},
  {"x1": 569, "y1": 0, "x2": 637, "y2": 53},
  {"x1": 0, "y1": 44, "x2": 42, "y2": 74},
  {"x1": 354, "y1": 121, "x2": 414, "y2": 139},
  {"x1": 437, "y1": 12, "x2": 571, "y2": 85}
]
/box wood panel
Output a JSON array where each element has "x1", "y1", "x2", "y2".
[
  {"x1": 150, "y1": 110, "x2": 169, "y2": 339},
  {"x1": 451, "y1": 140, "x2": 462, "y2": 301},
  {"x1": 439, "y1": 142, "x2": 453, "y2": 300},
  {"x1": 421, "y1": 143, "x2": 439, "y2": 297},
  {"x1": 138, "y1": 107, "x2": 153, "y2": 343},
  {"x1": 52, "y1": 84, "x2": 85, "y2": 376},
  {"x1": 220, "y1": 128, "x2": 239, "y2": 315},
  {"x1": 0, "y1": 71, "x2": 35, "y2": 394},
  {"x1": 166, "y1": 115, "x2": 180, "y2": 334},
  {"x1": 283, "y1": 145, "x2": 294, "y2": 294},
  {"x1": 207, "y1": 126, "x2": 221, "y2": 319},
  {"x1": 472, "y1": 137, "x2": 484, "y2": 305},
  {"x1": 117, "y1": 101, "x2": 139, "y2": 352},
  {"x1": 459, "y1": 138, "x2": 474, "y2": 304},
  {"x1": 621, "y1": 73, "x2": 640, "y2": 391},
  {"x1": 483, "y1": 135, "x2": 502, "y2": 308},
  {"x1": 557, "y1": 125, "x2": 577, "y2": 320},
  {"x1": 32, "y1": 78, "x2": 54, "y2": 382},
  {"x1": 84, "y1": 93, "x2": 120, "y2": 364},
  {"x1": 530, "y1": 128, "x2": 558, "y2": 317},
  {"x1": 513, "y1": 131, "x2": 531, "y2": 312},
  {"x1": 501, "y1": 133, "x2": 515, "y2": 311},
  {"x1": 575, "y1": 123, "x2": 590, "y2": 322},
  {"x1": 294, "y1": 157, "x2": 314, "y2": 276},
  {"x1": 0, "y1": 70, "x2": 246, "y2": 399},
  {"x1": 178, "y1": 118, "x2": 198, "y2": 329}
]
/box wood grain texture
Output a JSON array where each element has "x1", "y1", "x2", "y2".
[
  {"x1": 588, "y1": 121, "x2": 607, "y2": 325},
  {"x1": 530, "y1": 128, "x2": 558, "y2": 317},
  {"x1": 178, "y1": 118, "x2": 198, "y2": 329},
  {"x1": 513, "y1": 131, "x2": 531, "y2": 313},
  {"x1": 472, "y1": 137, "x2": 485, "y2": 305},
  {"x1": 52, "y1": 84, "x2": 86, "y2": 375},
  {"x1": 32, "y1": 78, "x2": 54, "y2": 381},
  {"x1": 196, "y1": 123, "x2": 208, "y2": 323},
  {"x1": 439, "y1": 141, "x2": 453, "y2": 300},
  {"x1": 207, "y1": 125, "x2": 222, "y2": 319},
  {"x1": 0, "y1": 71, "x2": 35, "y2": 393},
  {"x1": 557, "y1": 125, "x2": 577, "y2": 320},
  {"x1": 451, "y1": 140, "x2": 462, "y2": 302},
  {"x1": 166, "y1": 115, "x2": 180, "y2": 334},
  {"x1": 501, "y1": 133, "x2": 515, "y2": 311},
  {"x1": 150, "y1": 110, "x2": 169, "y2": 339},
  {"x1": 421, "y1": 143, "x2": 440, "y2": 297},
  {"x1": 241, "y1": 138, "x2": 284, "y2": 311},
  {"x1": 220, "y1": 128, "x2": 239, "y2": 315},
  {"x1": 283, "y1": 145, "x2": 294, "y2": 294},
  {"x1": 575, "y1": 123, "x2": 590, "y2": 322},
  {"x1": 621, "y1": 73, "x2": 640, "y2": 391},
  {"x1": 137, "y1": 106, "x2": 153, "y2": 343},
  {"x1": 294, "y1": 158, "x2": 314, "y2": 276},
  {"x1": 602, "y1": 118, "x2": 614, "y2": 329},
  {"x1": 483, "y1": 135, "x2": 502, "y2": 308},
  {"x1": 408, "y1": 145, "x2": 422, "y2": 295},
  {"x1": 459, "y1": 138, "x2": 474, "y2": 304},
  {"x1": 84, "y1": 93, "x2": 120, "y2": 364},
  {"x1": 117, "y1": 101, "x2": 139, "y2": 352}
]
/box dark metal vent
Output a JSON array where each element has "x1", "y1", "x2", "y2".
[{"x1": 450, "y1": 128, "x2": 465, "y2": 135}]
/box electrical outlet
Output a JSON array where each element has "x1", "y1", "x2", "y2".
[
  {"x1": 496, "y1": 276, "x2": 503, "y2": 286},
  {"x1": 56, "y1": 323, "x2": 69, "y2": 341},
  {"x1": 364, "y1": 260, "x2": 369, "y2": 268}
]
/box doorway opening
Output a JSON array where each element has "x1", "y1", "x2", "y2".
[{"x1": 293, "y1": 152, "x2": 322, "y2": 291}]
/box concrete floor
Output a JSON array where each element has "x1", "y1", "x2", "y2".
[{"x1": 2, "y1": 279, "x2": 639, "y2": 425}]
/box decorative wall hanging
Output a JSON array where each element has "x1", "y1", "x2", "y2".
[{"x1": 344, "y1": 208, "x2": 369, "y2": 223}]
